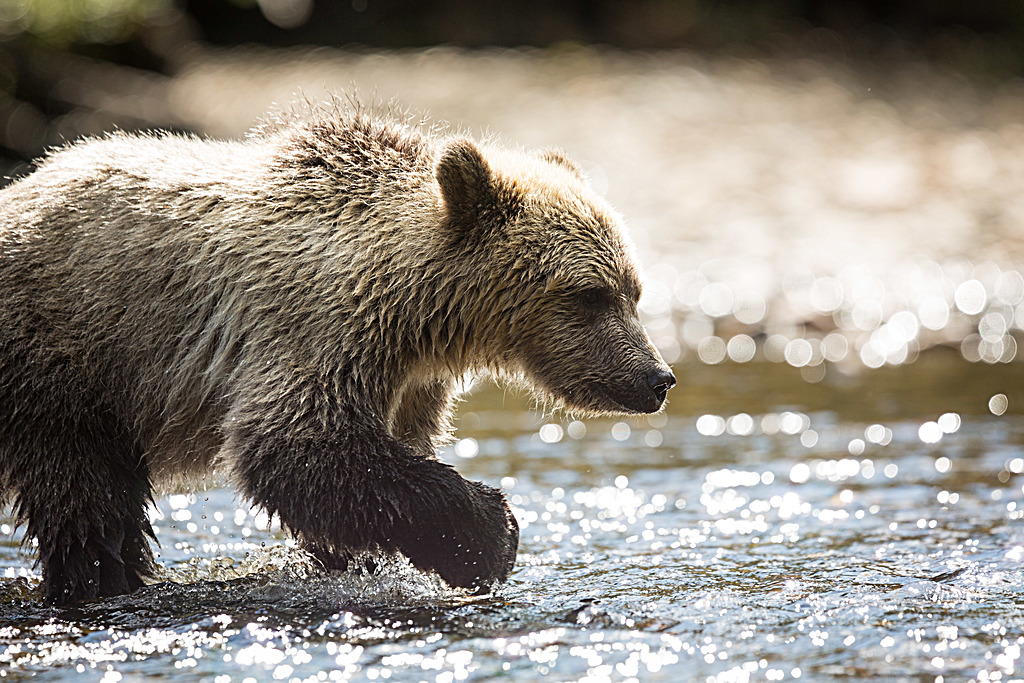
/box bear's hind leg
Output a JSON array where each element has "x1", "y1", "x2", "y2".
[
  {"x1": 26, "y1": 456, "x2": 157, "y2": 606},
  {"x1": 11, "y1": 413, "x2": 157, "y2": 606}
]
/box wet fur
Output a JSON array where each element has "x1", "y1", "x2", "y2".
[{"x1": 0, "y1": 100, "x2": 671, "y2": 605}]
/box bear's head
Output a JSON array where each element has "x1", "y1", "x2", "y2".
[{"x1": 436, "y1": 139, "x2": 675, "y2": 416}]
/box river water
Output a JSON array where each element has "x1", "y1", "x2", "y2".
[{"x1": 2, "y1": 47, "x2": 1024, "y2": 681}]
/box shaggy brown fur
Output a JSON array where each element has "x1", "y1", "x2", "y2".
[{"x1": 0, "y1": 101, "x2": 675, "y2": 605}]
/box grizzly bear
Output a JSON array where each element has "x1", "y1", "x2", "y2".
[{"x1": 0, "y1": 101, "x2": 676, "y2": 606}]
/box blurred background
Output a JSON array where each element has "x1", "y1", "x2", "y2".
[
  {"x1": 5, "y1": 0, "x2": 1024, "y2": 182},
  {"x1": 3, "y1": 0, "x2": 1024, "y2": 396},
  {"x1": 6, "y1": 0, "x2": 1024, "y2": 386}
]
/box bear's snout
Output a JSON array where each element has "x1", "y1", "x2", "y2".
[
  {"x1": 647, "y1": 366, "x2": 676, "y2": 406},
  {"x1": 597, "y1": 363, "x2": 676, "y2": 414},
  {"x1": 625, "y1": 363, "x2": 675, "y2": 413}
]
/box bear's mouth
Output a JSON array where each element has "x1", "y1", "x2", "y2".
[{"x1": 566, "y1": 380, "x2": 664, "y2": 415}]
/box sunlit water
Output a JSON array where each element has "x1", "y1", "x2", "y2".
[
  {"x1": 1, "y1": 356, "x2": 1022, "y2": 682},
  {"x1": 4, "y1": 47, "x2": 1024, "y2": 681}
]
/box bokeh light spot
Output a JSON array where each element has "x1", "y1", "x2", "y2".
[
  {"x1": 954, "y1": 279, "x2": 987, "y2": 315},
  {"x1": 989, "y1": 393, "x2": 1008, "y2": 416}
]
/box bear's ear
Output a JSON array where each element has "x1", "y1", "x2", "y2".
[
  {"x1": 536, "y1": 148, "x2": 585, "y2": 181},
  {"x1": 436, "y1": 139, "x2": 493, "y2": 225}
]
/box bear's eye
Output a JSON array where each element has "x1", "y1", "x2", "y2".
[{"x1": 577, "y1": 287, "x2": 606, "y2": 308}]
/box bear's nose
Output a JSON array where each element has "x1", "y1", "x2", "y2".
[{"x1": 647, "y1": 367, "x2": 676, "y2": 405}]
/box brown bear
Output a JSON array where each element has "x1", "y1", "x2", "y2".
[{"x1": 0, "y1": 100, "x2": 676, "y2": 606}]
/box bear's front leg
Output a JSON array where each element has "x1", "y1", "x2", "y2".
[
  {"x1": 390, "y1": 378, "x2": 457, "y2": 454},
  {"x1": 230, "y1": 418, "x2": 518, "y2": 591}
]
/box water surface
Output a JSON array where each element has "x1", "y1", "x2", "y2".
[{"x1": 1, "y1": 358, "x2": 1021, "y2": 682}]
